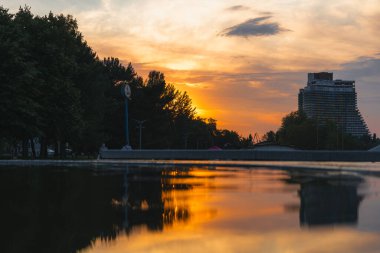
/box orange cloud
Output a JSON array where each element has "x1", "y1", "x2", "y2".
[{"x1": 7, "y1": 0, "x2": 379, "y2": 135}]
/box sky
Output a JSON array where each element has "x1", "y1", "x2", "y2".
[{"x1": 3, "y1": 0, "x2": 380, "y2": 136}]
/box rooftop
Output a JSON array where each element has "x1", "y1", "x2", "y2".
[{"x1": 307, "y1": 72, "x2": 355, "y2": 88}]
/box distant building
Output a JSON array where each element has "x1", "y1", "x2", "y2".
[{"x1": 298, "y1": 72, "x2": 369, "y2": 137}]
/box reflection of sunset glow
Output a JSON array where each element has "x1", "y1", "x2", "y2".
[
  {"x1": 82, "y1": 168, "x2": 306, "y2": 253},
  {"x1": 83, "y1": 167, "x2": 380, "y2": 253},
  {"x1": 3, "y1": 164, "x2": 380, "y2": 253},
  {"x1": 160, "y1": 168, "x2": 219, "y2": 230},
  {"x1": 84, "y1": 228, "x2": 380, "y2": 253}
]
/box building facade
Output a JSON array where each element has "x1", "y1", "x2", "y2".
[{"x1": 298, "y1": 72, "x2": 369, "y2": 137}]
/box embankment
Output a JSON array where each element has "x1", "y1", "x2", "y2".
[{"x1": 100, "y1": 149, "x2": 380, "y2": 162}]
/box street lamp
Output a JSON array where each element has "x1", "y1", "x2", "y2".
[
  {"x1": 116, "y1": 80, "x2": 132, "y2": 150},
  {"x1": 134, "y1": 119, "x2": 146, "y2": 149}
]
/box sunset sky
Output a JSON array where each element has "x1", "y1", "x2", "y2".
[{"x1": 4, "y1": 0, "x2": 380, "y2": 136}]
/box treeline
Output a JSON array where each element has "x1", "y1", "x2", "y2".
[
  {"x1": 0, "y1": 7, "x2": 253, "y2": 158},
  {"x1": 262, "y1": 111, "x2": 379, "y2": 150}
]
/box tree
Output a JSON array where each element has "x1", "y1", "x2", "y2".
[
  {"x1": 241, "y1": 134, "x2": 254, "y2": 148},
  {"x1": 214, "y1": 129, "x2": 242, "y2": 149},
  {"x1": 0, "y1": 6, "x2": 252, "y2": 155},
  {"x1": 0, "y1": 7, "x2": 115, "y2": 157},
  {"x1": 31, "y1": 12, "x2": 86, "y2": 157},
  {"x1": 71, "y1": 45, "x2": 107, "y2": 155},
  {"x1": 0, "y1": 6, "x2": 41, "y2": 157},
  {"x1": 139, "y1": 71, "x2": 176, "y2": 148},
  {"x1": 262, "y1": 131, "x2": 277, "y2": 143},
  {"x1": 277, "y1": 111, "x2": 318, "y2": 149},
  {"x1": 275, "y1": 111, "x2": 377, "y2": 150}
]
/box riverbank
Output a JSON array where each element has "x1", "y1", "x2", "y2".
[
  {"x1": 100, "y1": 149, "x2": 380, "y2": 162},
  {"x1": 1, "y1": 159, "x2": 380, "y2": 174}
]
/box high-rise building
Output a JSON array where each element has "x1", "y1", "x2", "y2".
[{"x1": 298, "y1": 72, "x2": 369, "y2": 137}]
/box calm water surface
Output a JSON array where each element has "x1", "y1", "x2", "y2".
[{"x1": 1, "y1": 164, "x2": 380, "y2": 253}]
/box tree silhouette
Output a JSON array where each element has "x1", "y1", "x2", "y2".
[{"x1": 0, "y1": 6, "x2": 255, "y2": 154}]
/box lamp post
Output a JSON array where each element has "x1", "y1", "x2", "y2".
[
  {"x1": 134, "y1": 119, "x2": 146, "y2": 149},
  {"x1": 117, "y1": 81, "x2": 132, "y2": 150}
]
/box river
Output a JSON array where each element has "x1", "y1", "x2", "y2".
[{"x1": 1, "y1": 163, "x2": 380, "y2": 253}]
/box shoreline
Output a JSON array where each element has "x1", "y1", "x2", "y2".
[
  {"x1": 100, "y1": 149, "x2": 380, "y2": 162},
  {"x1": 1, "y1": 159, "x2": 380, "y2": 174}
]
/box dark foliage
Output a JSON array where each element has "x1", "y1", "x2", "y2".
[
  {"x1": 0, "y1": 7, "x2": 254, "y2": 157},
  {"x1": 263, "y1": 111, "x2": 379, "y2": 150}
]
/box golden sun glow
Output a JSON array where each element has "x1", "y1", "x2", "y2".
[
  {"x1": 164, "y1": 61, "x2": 199, "y2": 71},
  {"x1": 6, "y1": 0, "x2": 380, "y2": 135}
]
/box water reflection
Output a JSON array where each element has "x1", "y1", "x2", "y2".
[
  {"x1": 0, "y1": 167, "x2": 125, "y2": 253},
  {"x1": 0, "y1": 166, "x2": 202, "y2": 253},
  {"x1": 123, "y1": 167, "x2": 191, "y2": 233},
  {"x1": 0, "y1": 165, "x2": 379, "y2": 253},
  {"x1": 285, "y1": 171, "x2": 364, "y2": 226}
]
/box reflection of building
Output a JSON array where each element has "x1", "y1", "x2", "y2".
[
  {"x1": 287, "y1": 172, "x2": 364, "y2": 226},
  {"x1": 298, "y1": 72, "x2": 369, "y2": 136}
]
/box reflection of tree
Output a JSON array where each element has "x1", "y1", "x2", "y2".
[
  {"x1": 0, "y1": 167, "x2": 125, "y2": 253},
  {"x1": 0, "y1": 166, "x2": 193, "y2": 253},
  {"x1": 285, "y1": 171, "x2": 364, "y2": 226},
  {"x1": 124, "y1": 167, "x2": 191, "y2": 233}
]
